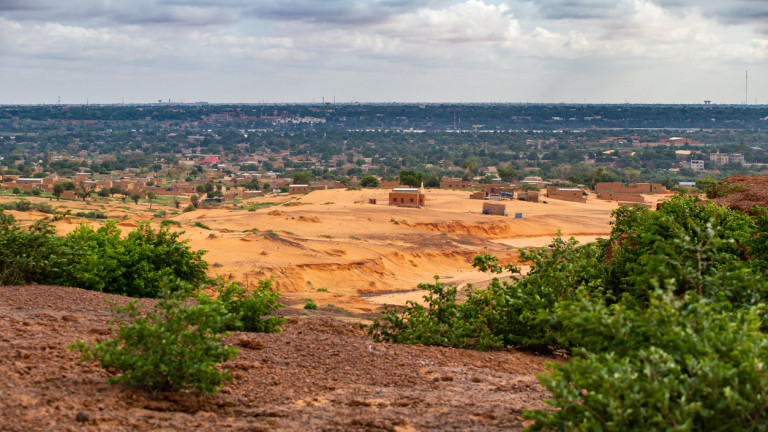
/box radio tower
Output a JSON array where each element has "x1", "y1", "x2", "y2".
[{"x1": 745, "y1": 70, "x2": 748, "y2": 105}]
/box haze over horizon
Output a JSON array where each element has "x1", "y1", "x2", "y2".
[{"x1": 2, "y1": 0, "x2": 767, "y2": 106}]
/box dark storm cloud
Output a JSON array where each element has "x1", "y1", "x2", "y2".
[
  {"x1": 247, "y1": 0, "x2": 445, "y2": 25},
  {"x1": 531, "y1": 0, "x2": 631, "y2": 20},
  {"x1": 0, "y1": 0, "x2": 241, "y2": 26},
  {"x1": 527, "y1": 0, "x2": 768, "y2": 32}
]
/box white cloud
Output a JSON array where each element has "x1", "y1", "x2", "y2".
[{"x1": 0, "y1": 0, "x2": 766, "y2": 104}]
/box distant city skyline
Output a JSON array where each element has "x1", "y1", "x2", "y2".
[{"x1": 1, "y1": 0, "x2": 767, "y2": 105}]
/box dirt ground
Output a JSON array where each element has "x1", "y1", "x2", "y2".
[
  {"x1": 712, "y1": 174, "x2": 768, "y2": 213},
  {"x1": 0, "y1": 187, "x2": 683, "y2": 430},
  {"x1": 1, "y1": 284, "x2": 556, "y2": 431},
  {"x1": 3, "y1": 187, "x2": 651, "y2": 313}
]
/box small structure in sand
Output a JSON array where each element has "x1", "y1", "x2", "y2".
[
  {"x1": 289, "y1": 184, "x2": 310, "y2": 195},
  {"x1": 482, "y1": 202, "x2": 507, "y2": 216},
  {"x1": 546, "y1": 186, "x2": 587, "y2": 203},
  {"x1": 389, "y1": 185, "x2": 426, "y2": 208}
]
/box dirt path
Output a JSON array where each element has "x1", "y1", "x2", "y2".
[{"x1": 1, "y1": 284, "x2": 555, "y2": 432}]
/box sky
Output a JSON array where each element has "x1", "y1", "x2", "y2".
[{"x1": 1, "y1": 0, "x2": 767, "y2": 105}]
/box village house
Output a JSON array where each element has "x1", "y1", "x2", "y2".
[
  {"x1": 482, "y1": 202, "x2": 507, "y2": 216},
  {"x1": 289, "y1": 184, "x2": 310, "y2": 195},
  {"x1": 546, "y1": 186, "x2": 587, "y2": 203},
  {"x1": 389, "y1": 186, "x2": 426, "y2": 207}
]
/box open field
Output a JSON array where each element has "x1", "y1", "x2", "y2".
[{"x1": 1, "y1": 188, "x2": 670, "y2": 314}]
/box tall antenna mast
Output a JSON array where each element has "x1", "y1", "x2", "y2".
[{"x1": 745, "y1": 70, "x2": 748, "y2": 105}]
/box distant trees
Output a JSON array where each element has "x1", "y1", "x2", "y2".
[
  {"x1": 497, "y1": 165, "x2": 519, "y2": 182},
  {"x1": 399, "y1": 170, "x2": 423, "y2": 187},
  {"x1": 131, "y1": 193, "x2": 141, "y2": 204},
  {"x1": 52, "y1": 183, "x2": 64, "y2": 200},
  {"x1": 145, "y1": 191, "x2": 156, "y2": 209},
  {"x1": 291, "y1": 171, "x2": 314, "y2": 185},
  {"x1": 360, "y1": 175, "x2": 379, "y2": 188},
  {"x1": 74, "y1": 183, "x2": 93, "y2": 201}
]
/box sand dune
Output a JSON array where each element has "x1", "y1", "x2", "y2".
[{"x1": 5, "y1": 188, "x2": 654, "y2": 314}]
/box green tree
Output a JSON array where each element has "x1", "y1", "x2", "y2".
[
  {"x1": 399, "y1": 170, "x2": 424, "y2": 187},
  {"x1": 360, "y1": 175, "x2": 380, "y2": 188},
  {"x1": 52, "y1": 183, "x2": 64, "y2": 201},
  {"x1": 145, "y1": 190, "x2": 156, "y2": 209},
  {"x1": 131, "y1": 193, "x2": 141, "y2": 204},
  {"x1": 70, "y1": 285, "x2": 238, "y2": 393},
  {"x1": 497, "y1": 165, "x2": 519, "y2": 182},
  {"x1": 291, "y1": 171, "x2": 314, "y2": 185}
]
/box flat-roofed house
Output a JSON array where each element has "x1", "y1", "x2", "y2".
[{"x1": 389, "y1": 185, "x2": 426, "y2": 207}]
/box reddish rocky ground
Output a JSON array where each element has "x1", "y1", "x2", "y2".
[
  {"x1": 712, "y1": 174, "x2": 768, "y2": 213},
  {"x1": 1, "y1": 285, "x2": 555, "y2": 431}
]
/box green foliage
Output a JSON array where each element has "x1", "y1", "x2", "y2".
[
  {"x1": 369, "y1": 236, "x2": 605, "y2": 350},
  {"x1": 0, "y1": 212, "x2": 209, "y2": 297},
  {"x1": 304, "y1": 300, "x2": 318, "y2": 310},
  {"x1": 360, "y1": 175, "x2": 380, "y2": 188},
  {"x1": 0, "y1": 211, "x2": 82, "y2": 286},
  {"x1": 160, "y1": 219, "x2": 182, "y2": 228},
  {"x1": 291, "y1": 171, "x2": 314, "y2": 185},
  {"x1": 524, "y1": 291, "x2": 768, "y2": 431},
  {"x1": 197, "y1": 277, "x2": 285, "y2": 333},
  {"x1": 368, "y1": 275, "x2": 503, "y2": 350},
  {"x1": 696, "y1": 176, "x2": 747, "y2": 199},
  {"x1": 194, "y1": 221, "x2": 211, "y2": 230},
  {"x1": 399, "y1": 170, "x2": 424, "y2": 187},
  {"x1": 69, "y1": 284, "x2": 239, "y2": 393},
  {"x1": 0, "y1": 200, "x2": 53, "y2": 213},
  {"x1": 74, "y1": 210, "x2": 107, "y2": 219},
  {"x1": 65, "y1": 220, "x2": 209, "y2": 297}
]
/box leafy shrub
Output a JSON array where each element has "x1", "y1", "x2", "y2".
[
  {"x1": 0, "y1": 212, "x2": 209, "y2": 298},
  {"x1": 304, "y1": 300, "x2": 318, "y2": 310},
  {"x1": 197, "y1": 278, "x2": 285, "y2": 333},
  {"x1": 194, "y1": 221, "x2": 211, "y2": 230},
  {"x1": 696, "y1": 176, "x2": 747, "y2": 199},
  {"x1": 74, "y1": 211, "x2": 107, "y2": 219},
  {"x1": 369, "y1": 237, "x2": 605, "y2": 350},
  {"x1": 0, "y1": 200, "x2": 54, "y2": 213},
  {"x1": 160, "y1": 219, "x2": 181, "y2": 228},
  {"x1": 69, "y1": 284, "x2": 239, "y2": 393},
  {"x1": 524, "y1": 291, "x2": 768, "y2": 431},
  {"x1": 0, "y1": 211, "x2": 82, "y2": 285},
  {"x1": 368, "y1": 275, "x2": 502, "y2": 350},
  {"x1": 66, "y1": 220, "x2": 209, "y2": 297}
]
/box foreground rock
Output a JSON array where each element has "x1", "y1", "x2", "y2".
[{"x1": 1, "y1": 285, "x2": 553, "y2": 431}]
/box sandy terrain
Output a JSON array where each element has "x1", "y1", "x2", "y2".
[
  {"x1": 3, "y1": 188, "x2": 667, "y2": 313},
  {"x1": 0, "y1": 188, "x2": 677, "y2": 430}
]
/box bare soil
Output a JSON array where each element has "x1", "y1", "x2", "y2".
[
  {"x1": 712, "y1": 174, "x2": 768, "y2": 213},
  {"x1": 1, "y1": 284, "x2": 555, "y2": 432}
]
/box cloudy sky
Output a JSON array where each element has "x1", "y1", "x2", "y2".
[{"x1": 1, "y1": 0, "x2": 766, "y2": 105}]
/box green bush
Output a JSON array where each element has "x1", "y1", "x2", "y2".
[
  {"x1": 368, "y1": 236, "x2": 605, "y2": 350},
  {"x1": 197, "y1": 277, "x2": 285, "y2": 333},
  {"x1": 194, "y1": 221, "x2": 211, "y2": 230},
  {"x1": 0, "y1": 211, "x2": 82, "y2": 286},
  {"x1": 69, "y1": 284, "x2": 239, "y2": 393},
  {"x1": 304, "y1": 300, "x2": 318, "y2": 310},
  {"x1": 368, "y1": 275, "x2": 502, "y2": 350},
  {"x1": 0, "y1": 212, "x2": 209, "y2": 298},
  {"x1": 524, "y1": 291, "x2": 768, "y2": 431},
  {"x1": 66, "y1": 220, "x2": 209, "y2": 297},
  {"x1": 696, "y1": 176, "x2": 747, "y2": 199},
  {"x1": 160, "y1": 219, "x2": 182, "y2": 228},
  {"x1": 0, "y1": 200, "x2": 54, "y2": 213},
  {"x1": 74, "y1": 211, "x2": 107, "y2": 219}
]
